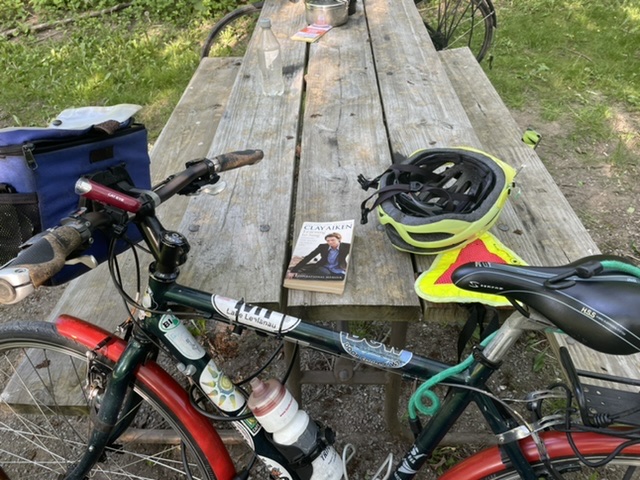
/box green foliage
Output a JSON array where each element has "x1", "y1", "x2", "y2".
[
  {"x1": 127, "y1": 0, "x2": 215, "y2": 23},
  {"x1": 188, "y1": 318, "x2": 208, "y2": 337},
  {"x1": 428, "y1": 446, "x2": 461, "y2": 475},
  {"x1": 29, "y1": 0, "x2": 119, "y2": 15},
  {"x1": 525, "y1": 333, "x2": 551, "y2": 373},
  {"x1": 0, "y1": 0, "x2": 30, "y2": 26},
  {"x1": 0, "y1": 0, "x2": 234, "y2": 30},
  {"x1": 0, "y1": 9, "x2": 207, "y2": 138},
  {"x1": 0, "y1": 0, "x2": 244, "y2": 136}
]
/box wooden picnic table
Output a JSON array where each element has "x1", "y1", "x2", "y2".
[{"x1": 26, "y1": 0, "x2": 640, "y2": 433}]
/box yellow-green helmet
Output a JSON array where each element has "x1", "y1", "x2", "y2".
[{"x1": 360, "y1": 147, "x2": 516, "y2": 254}]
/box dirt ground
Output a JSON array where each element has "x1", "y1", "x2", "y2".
[
  {"x1": 0, "y1": 105, "x2": 638, "y2": 478},
  {"x1": 511, "y1": 108, "x2": 640, "y2": 260}
]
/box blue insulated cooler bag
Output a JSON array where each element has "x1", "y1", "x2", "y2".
[{"x1": 0, "y1": 105, "x2": 151, "y2": 285}]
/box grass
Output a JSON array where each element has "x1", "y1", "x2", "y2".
[
  {"x1": 0, "y1": 1, "x2": 230, "y2": 140},
  {"x1": 485, "y1": 0, "x2": 639, "y2": 166},
  {"x1": 1, "y1": 21, "x2": 199, "y2": 136}
]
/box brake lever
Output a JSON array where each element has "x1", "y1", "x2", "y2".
[
  {"x1": 65, "y1": 255, "x2": 99, "y2": 269},
  {"x1": 178, "y1": 174, "x2": 225, "y2": 196},
  {"x1": 176, "y1": 160, "x2": 222, "y2": 196},
  {"x1": 198, "y1": 180, "x2": 227, "y2": 196}
]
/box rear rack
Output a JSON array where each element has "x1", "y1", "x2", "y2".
[{"x1": 560, "y1": 347, "x2": 640, "y2": 428}]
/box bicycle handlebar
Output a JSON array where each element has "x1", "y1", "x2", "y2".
[
  {"x1": 0, "y1": 149, "x2": 264, "y2": 305},
  {"x1": 0, "y1": 223, "x2": 88, "y2": 304},
  {"x1": 210, "y1": 149, "x2": 264, "y2": 172},
  {"x1": 152, "y1": 149, "x2": 263, "y2": 204},
  {"x1": 76, "y1": 178, "x2": 144, "y2": 213}
]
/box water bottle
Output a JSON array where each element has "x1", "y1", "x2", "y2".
[
  {"x1": 248, "y1": 377, "x2": 343, "y2": 480},
  {"x1": 257, "y1": 18, "x2": 285, "y2": 96}
]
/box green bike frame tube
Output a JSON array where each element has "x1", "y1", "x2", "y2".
[
  {"x1": 161, "y1": 283, "x2": 461, "y2": 383},
  {"x1": 64, "y1": 337, "x2": 153, "y2": 479},
  {"x1": 145, "y1": 279, "x2": 304, "y2": 479},
  {"x1": 150, "y1": 271, "x2": 542, "y2": 479}
]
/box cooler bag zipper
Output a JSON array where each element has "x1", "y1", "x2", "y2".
[{"x1": 0, "y1": 124, "x2": 146, "y2": 170}]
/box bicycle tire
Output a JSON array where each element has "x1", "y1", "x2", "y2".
[
  {"x1": 201, "y1": 2, "x2": 264, "y2": 59},
  {"x1": 414, "y1": 0, "x2": 496, "y2": 62},
  {"x1": 482, "y1": 455, "x2": 640, "y2": 479},
  {"x1": 442, "y1": 431, "x2": 640, "y2": 479},
  {"x1": 0, "y1": 320, "x2": 220, "y2": 479}
]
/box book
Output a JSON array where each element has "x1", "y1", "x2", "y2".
[
  {"x1": 291, "y1": 24, "x2": 333, "y2": 43},
  {"x1": 284, "y1": 219, "x2": 355, "y2": 294}
]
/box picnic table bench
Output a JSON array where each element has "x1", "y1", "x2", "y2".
[{"x1": 13, "y1": 0, "x2": 640, "y2": 434}]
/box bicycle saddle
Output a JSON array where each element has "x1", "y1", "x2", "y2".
[{"x1": 452, "y1": 255, "x2": 640, "y2": 355}]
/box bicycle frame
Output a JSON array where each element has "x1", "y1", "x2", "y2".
[
  {"x1": 6, "y1": 156, "x2": 640, "y2": 478},
  {"x1": 55, "y1": 309, "x2": 640, "y2": 480},
  {"x1": 154, "y1": 280, "x2": 551, "y2": 479},
  {"x1": 59, "y1": 256, "x2": 556, "y2": 480}
]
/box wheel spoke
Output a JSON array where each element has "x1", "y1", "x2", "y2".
[
  {"x1": 0, "y1": 324, "x2": 217, "y2": 479},
  {"x1": 415, "y1": 0, "x2": 494, "y2": 61}
]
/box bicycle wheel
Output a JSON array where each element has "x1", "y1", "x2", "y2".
[
  {"x1": 201, "y1": 2, "x2": 263, "y2": 58},
  {"x1": 484, "y1": 456, "x2": 640, "y2": 479},
  {"x1": 414, "y1": 0, "x2": 496, "y2": 62},
  {"x1": 0, "y1": 321, "x2": 218, "y2": 479},
  {"x1": 443, "y1": 431, "x2": 640, "y2": 479}
]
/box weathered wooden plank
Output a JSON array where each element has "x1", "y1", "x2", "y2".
[
  {"x1": 286, "y1": 1, "x2": 420, "y2": 322},
  {"x1": 176, "y1": 0, "x2": 307, "y2": 308},
  {"x1": 363, "y1": 0, "x2": 540, "y2": 326},
  {"x1": 150, "y1": 57, "x2": 244, "y2": 229},
  {"x1": 1, "y1": 353, "x2": 88, "y2": 415},
  {"x1": 365, "y1": 0, "x2": 479, "y2": 154},
  {"x1": 439, "y1": 47, "x2": 640, "y2": 387}
]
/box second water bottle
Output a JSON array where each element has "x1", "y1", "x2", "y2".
[
  {"x1": 248, "y1": 377, "x2": 344, "y2": 479},
  {"x1": 257, "y1": 18, "x2": 285, "y2": 96}
]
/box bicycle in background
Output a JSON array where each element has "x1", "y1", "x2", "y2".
[{"x1": 202, "y1": 0, "x2": 496, "y2": 62}]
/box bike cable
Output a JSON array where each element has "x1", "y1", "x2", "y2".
[
  {"x1": 437, "y1": 381, "x2": 568, "y2": 479},
  {"x1": 566, "y1": 430, "x2": 640, "y2": 468},
  {"x1": 187, "y1": 383, "x2": 255, "y2": 422},
  {"x1": 408, "y1": 331, "x2": 498, "y2": 420},
  {"x1": 234, "y1": 340, "x2": 285, "y2": 387},
  {"x1": 341, "y1": 443, "x2": 393, "y2": 480}
]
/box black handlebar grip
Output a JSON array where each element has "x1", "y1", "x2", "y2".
[
  {"x1": 211, "y1": 149, "x2": 264, "y2": 173},
  {"x1": 5, "y1": 226, "x2": 84, "y2": 288}
]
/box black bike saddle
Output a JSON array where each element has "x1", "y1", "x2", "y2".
[{"x1": 452, "y1": 255, "x2": 640, "y2": 355}]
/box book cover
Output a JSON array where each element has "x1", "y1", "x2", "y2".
[
  {"x1": 291, "y1": 24, "x2": 333, "y2": 43},
  {"x1": 284, "y1": 219, "x2": 355, "y2": 294}
]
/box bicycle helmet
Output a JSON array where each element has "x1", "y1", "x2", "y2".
[{"x1": 359, "y1": 147, "x2": 516, "y2": 254}]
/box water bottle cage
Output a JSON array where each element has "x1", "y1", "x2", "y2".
[{"x1": 270, "y1": 422, "x2": 335, "y2": 477}]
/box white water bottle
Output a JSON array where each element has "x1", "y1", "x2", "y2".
[
  {"x1": 256, "y1": 18, "x2": 285, "y2": 96},
  {"x1": 248, "y1": 377, "x2": 343, "y2": 480}
]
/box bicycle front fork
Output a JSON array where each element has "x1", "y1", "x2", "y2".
[{"x1": 63, "y1": 334, "x2": 153, "y2": 480}]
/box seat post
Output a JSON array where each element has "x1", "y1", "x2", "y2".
[{"x1": 480, "y1": 311, "x2": 540, "y2": 365}]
